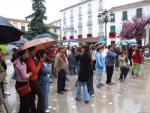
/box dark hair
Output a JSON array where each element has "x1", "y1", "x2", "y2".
[
  {"x1": 18, "y1": 50, "x2": 27, "y2": 64},
  {"x1": 108, "y1": 45, "x2": 112, "y2": 50},
  {"x1": 27, "y1": 46, "x2": 35, "y2": 52}
]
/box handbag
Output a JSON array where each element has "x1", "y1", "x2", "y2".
[{"x1": 17, "y1": 81, "x2": 31, "y2": 96}]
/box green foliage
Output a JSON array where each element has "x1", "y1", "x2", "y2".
[{"x1": 25, "y1": 0, "x2": 52, "y2": 40}]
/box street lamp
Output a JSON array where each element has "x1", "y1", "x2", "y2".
[{"x1": 98, "y1": 9, "x2": 114, "y2": 45}]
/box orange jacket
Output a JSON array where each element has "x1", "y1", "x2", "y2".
[{"x1": 25, "y1": 56, "x2": 44, "y2": 81}]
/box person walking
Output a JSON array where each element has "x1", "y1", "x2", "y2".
[
  {"x1": 118, "y1": 51, "x2": 130, "y2": 82},
  {"x1": 95, "y1": 46, "x2": 105, "y2": 88},
  {"x1": 105, "y1": 45, "x2": 116, "y2": 85},
  {"x1": 14, "y1": 49, "x2": 32, "y2": 113},
  {"x1": 25, "y1": 47, "x2": 45, "y2": 113},
  {"x1": 132, "y1": 49, "x2": 142, "y2": 79},
  {"x1": 75, "y1": 45, "x2": 92, "y2": 104},
  {"x1": 54, "y1": 46, "x2": 68, "y2": 94}
]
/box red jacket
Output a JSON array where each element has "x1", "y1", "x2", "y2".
[
  {"x1": 132, "y1": 53, "x2": 142, "y2": 63},
  {"x1": 25, "y1": 56, "x2": 44, "y2": 81}
]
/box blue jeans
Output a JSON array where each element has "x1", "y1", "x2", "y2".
[
  {"x1": 95, "y1": 68, "x2": 103, "y2": 86},
  {"x1": 75, "y1": 81, "x2": 90, "y2": 101},
  {"x1": 40, "y1": 83, "x2": 49, "y2": 110}
]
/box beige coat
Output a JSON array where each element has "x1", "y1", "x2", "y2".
[{"x1": 54, "y1": 53, "x2": 67, "y2": 72}]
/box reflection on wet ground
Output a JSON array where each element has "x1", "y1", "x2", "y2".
[{"x1": 3, "y1": 60, "x2": 150, "y2": 113}]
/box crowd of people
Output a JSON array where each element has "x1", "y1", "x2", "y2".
[{"x1": 0, "y1": 43, "x2": 149, "y2": 113}]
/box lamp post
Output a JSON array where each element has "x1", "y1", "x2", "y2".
[{"x1": 98, "y1": 9, "x2": 114, "y2": 45}]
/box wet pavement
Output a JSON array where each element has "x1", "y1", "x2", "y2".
[{"x1": 3, "y1": 59, "x2": 150, "y2": 113}]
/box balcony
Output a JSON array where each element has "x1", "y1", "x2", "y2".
[
  {"x1": 87, "y1": 21, "x2": 92, "y2": 26},
  {"x1": 63, "y1": 36, "x2": 66, "y2": 40},
  {"x1": 87, "y1": 33, "x2": 92, "y2": 38},
  {"x1": 78, "y1": 35, "x2": 82, "y2": 39},
  {"x1": 70, "y1": 36, "x2": 74, "y2": 39}
]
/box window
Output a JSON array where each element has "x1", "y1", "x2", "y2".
[
  {"x1": 71, "y1": 31, "x2": 74, "y2": 36},
  {"x1": 110, "y1": 26, "x2": 116, "y2": 32},
  {"x1": 21, "y1": 26, "x2": 25, "y2": 32},
  {"x1": 87, "y1": 15, "x2": 92, "y2": 26},
  {"x1": 78, "y1": 18, "x2": 82, "y2": 28},
  {"x1": 78, "y1": 28, "x2": 82, "y2": 35},
  {"x1": 122, "y1": 11, "x2": 128, "y2": 20},
  {"x1": 99, "y1": 0, "x2": 103, "y2": 11},
  {"x1": 79, "y1": 7, "x2": 82, "y2": 16},
  {"x1": 110, "y1": 14, "x2": 115, "y2": 22},
  {"x1": 63, "y1": 12, "x2": 66, "y2": 21},
  {"x1": 99, "y1": 25, "x2": 104, "y2": 36},
  {"x1": 88, "y1": 3, "x2": 92, "y2": 14},
  {"x1": 70, "y1": 10, "x2": 73, "y2": 19},
  {"x1": 88, "y1": 27, "x2": 92, "y2": 34},
  {"x1": 136, "y1": 8, "x2": 142, "y2": 18}
]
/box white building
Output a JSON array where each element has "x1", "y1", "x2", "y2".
[
  {"x1": 60, "y1": 0, "x2": 150, "y2": 45},
  {"x1": 108, "y1": 0, "x2": 150, "y2": 45},
  {"x1": 6, "y1": 18, "x2": 30, "y2": 32},
  {"x1": 48, "y1": 20, "x2": 61, "y2": 40}
]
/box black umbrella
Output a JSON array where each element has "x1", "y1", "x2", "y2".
[{"x1": 0, "y1": 16, "x2": 24, "y2": 44}]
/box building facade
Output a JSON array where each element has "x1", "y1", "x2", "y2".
[
  {"x1": 48, "y1": 20, "x2": 61, "y2": 40},
  {"x1": 60, "y1": 0, "x2": 149, "y2": 45},
  {"x1": 6, "y1": 18, "x2": 30, "y2": 32},
  {"x1": 108, "y1": 0, "x2": 150, "y2": 46}
]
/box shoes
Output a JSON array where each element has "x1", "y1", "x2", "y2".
[
  {"x1": 84, "y1": 100, "x2": 89, "y2": 104},
  {"x1": 107, "y1": 82, "x2": 114, "y2": 85},
  {"x1": 48, "y1": 106, "x2": 53, "y2": 109},
  {"x1": 100, "y1": 83, "x2": 104, "y2": 86},
  {"x1": 58, "y1": 91, "x2": 63, "y2": 94},
  {"x1": 45, "y1": 109, "x2": 50, "y2": 113},
  {"x1": 75, "y1": 98, "x2": 82, "y2": 101},
  {"x1": 63, "y1": 89, "x2": 68, "y2": 92},
  {"x1": 91, "y1": 94, "x2": 95, "y2": 97},
  {"x1": 133, "y1": 76, "x2": 138, "y2": 79}
]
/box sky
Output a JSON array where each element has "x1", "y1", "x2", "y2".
[
  {"x1": 0, "y1": 0, "x2": 141, "y2": 23},
  {"x1": 0, "y1": 0, "x2": 80, "y2": 23}
]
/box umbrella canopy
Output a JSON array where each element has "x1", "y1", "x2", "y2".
[
  {"x1": 6, "y1": 44, "x2": 18, "y2": 53},
  {"x1": 12, "y1": 36, "x2": 29, "y2": 45},
  {"x1": 20, "y1": 38, "x2": 55, "y2": 50},
  {"x1": 0, "y1": 16, "x2": 24, "y2": 44},
  {"x1": 34, "y1": 33, "x2": 57, "y2": 40}
]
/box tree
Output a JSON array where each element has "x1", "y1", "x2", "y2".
[
  {"x1": 25, "y1": 0, "x2": 57, "y2": 40},
  {"x1": 120, "y1": 16, "x2": 150, "y2": 39}
]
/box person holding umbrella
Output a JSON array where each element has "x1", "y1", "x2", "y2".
[
  {"x1": 25, "y1": 47, "x2": 46, "y2": 113},
  {"x1": 14, "y1": 48, "x2": 32, "y2": 113}
]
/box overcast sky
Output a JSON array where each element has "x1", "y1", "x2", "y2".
[
  {"x1": 0, "y1": 0, "x2": 80, "y2": 23},
  {"x1": 0, "y1": 0, "x2": 141, "y2": 23}
]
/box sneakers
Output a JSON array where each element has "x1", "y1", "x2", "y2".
[
  {"x1": 45, "y1": 109, "x2": 50, "y2": 113},
  {"x1": 84, "y1": 100, "x2": 90, "y2": 104},
  {"x1": 48, "y1": 106, "x2": 53, "y2": 109}
]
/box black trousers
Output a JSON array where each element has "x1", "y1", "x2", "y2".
[
  {"x1": 106, "y1": 65, "x2": 114, "y2": 84},
  {"x1": 29, "y1": 80, "x2": 45, "y2": 113},
  {"x1": 120, "y1": 67, "x2": 129, "y2": 80},
  {"x1": 15, "y1": 81, "x2": 31, "y2": 113},
  {"x1": 57, "y1": 69, "x2": 66, "y2": 92}
]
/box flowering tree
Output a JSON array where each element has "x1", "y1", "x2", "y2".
[{"x1": 120, "y1": 16, "x2": 150, "y2": 39}]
